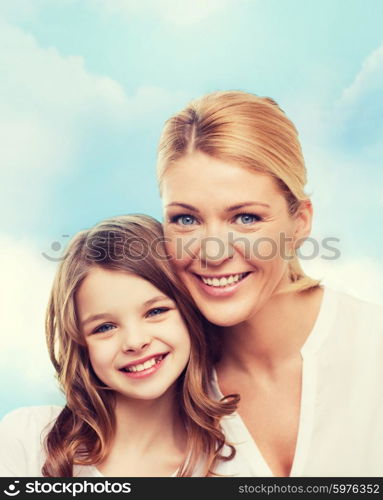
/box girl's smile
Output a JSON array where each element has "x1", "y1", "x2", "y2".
[{"x1": 119, "y1": 352, "x2": 169, "y2": 379}]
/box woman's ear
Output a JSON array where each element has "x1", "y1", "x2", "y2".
[{"x1": 293, "y1": 200, "x2": 313, "y2": 248}]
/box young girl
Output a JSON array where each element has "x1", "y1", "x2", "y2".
[{"x1": 0, "y1": 214, "x2": 242, "y2": 477}]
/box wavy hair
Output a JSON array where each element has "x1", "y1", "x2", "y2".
[
  {"x1": 157, "y1": 90, "x2": 320, "y2": 293},
  {"x1": 43, "y1": 214, "x2": 238, "y2": 477}
]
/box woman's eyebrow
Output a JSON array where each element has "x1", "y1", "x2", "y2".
[
  {"x1": 165, "y1": 202, "x2": 200, "y2": 212},
  {"x1": 226, "y1": 202, "x2": 270, "y2": 210},
  {"x1": 165, "y1": 201, "x2": 270, "y2": 211}
]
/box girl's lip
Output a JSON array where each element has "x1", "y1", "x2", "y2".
[
  {"x1": 120, "y1": 352, "x2": 168, "y2": 370},
  {"x1": 120, "y1": 353, "x2": 169, "y2": 379},
  {"x1": 191, "y1": 272, "x2": 252, "y2": 297}
]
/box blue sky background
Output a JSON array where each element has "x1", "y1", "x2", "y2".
[{"x1": 1, "y1": 0, "x2": 382, "y2": 418}]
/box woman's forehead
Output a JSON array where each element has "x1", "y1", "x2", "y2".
[{"x1": 162, "y1": 153, "x2": 285, "y2": 208}]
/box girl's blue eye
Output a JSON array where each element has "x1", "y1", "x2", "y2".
[
  {"x1": 171, "y1": 214, "x2": 197, "y2": 226},
  {"x1": 235, "y1": 213, "x2": 261, "y2": 225},
  {"x1": 146, "y1": 307, "x2": 170, "y2": 318},
  {"x1": 94, "y1": 323, "x2": 115, "y2": 334}
]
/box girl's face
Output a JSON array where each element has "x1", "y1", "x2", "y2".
[
  {"x1": 161, "y1": 151, "x2": 311, "y2": 327},
  {"x1": 77, "y1": 268, "x2": 191, "y2": 401}
]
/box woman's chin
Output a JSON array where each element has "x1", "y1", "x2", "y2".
[{"x1": 197, "y1": 302, "x2": 255, "y2": 327}]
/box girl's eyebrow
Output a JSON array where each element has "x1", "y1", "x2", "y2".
[
  {"x1": 142, "y1": 295, "x2": 171, "y2": 307},
  {"x1": 81, "y1": 313, "x2": 110, "y2": 328},
  {"x1": 166, "y1": 201, "x2": 270, "y2": 211},
  {"x1": 81, "y1": 295, "x2": 171, "y2": 327}
]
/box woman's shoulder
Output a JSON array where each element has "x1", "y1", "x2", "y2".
[
  {"x1": 327, "y1": 287, "x2": 382, "y2": 323},
  {"x1": 322, "y1": 287, "x2": 383, "y2": 349}
]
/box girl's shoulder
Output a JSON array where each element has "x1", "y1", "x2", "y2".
[
  {"x1": 1, "y1": 405, "x2": 63, "y2": 428},
  {"x1": 0, "y1": 405, "x2": 64, "y2": 477}
]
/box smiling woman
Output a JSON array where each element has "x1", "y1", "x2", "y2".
[
  {"x1": 157, "y1": 90, "x2": 383, "y2": 477},
  {"x1": 0, "y1": 214, "x2": 250, "y2": 477}
]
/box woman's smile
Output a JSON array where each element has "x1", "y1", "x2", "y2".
[{"x1": 191, "y1": 271, "x2": 252, "y2": 297}]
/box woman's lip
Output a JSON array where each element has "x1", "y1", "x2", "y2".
[
  {"x1": 193, "y1": 272, "x2": 250, "y2": 279},
  {"x1": 120, "y1": 353, "x2": 168, "y2": 379},
  {"x1": 190, "y1": 272, "x2": 252, "y2": 297}
]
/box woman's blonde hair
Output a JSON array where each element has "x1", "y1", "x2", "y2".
[
  {"x1": 43, "y1": 214, "x2": 238, "y2": 477},
  {"x1": 157, "y1": 90, "x2": 320, "y2": 292}
]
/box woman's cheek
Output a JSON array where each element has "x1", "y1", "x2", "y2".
[
  {"x1": 255, "y1": 237, "x2": 280, "y2": 261},
  {"x1": 165, "y1": 233, "x2": 199, "y2": 270}
]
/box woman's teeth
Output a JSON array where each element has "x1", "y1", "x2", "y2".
[
  {"x1": 201, "y1": 273, "x2": 248, "y2": 287},
  {"x1": 124, "y1": 355, "x2": 164, "y2": 373}
]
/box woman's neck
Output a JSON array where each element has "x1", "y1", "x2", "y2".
[{"x1": 218, "y1": 286, "x2": 324, "y2": 375}]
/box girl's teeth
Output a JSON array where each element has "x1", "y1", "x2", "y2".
[
  {"x1": 201, "y1": 273, "x2": 246, "y2": 287},
  {"x1": 127, "y1": 356, "x2": 161, "y2": 373}
]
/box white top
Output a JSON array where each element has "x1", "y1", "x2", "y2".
[
  {"x1": 2, "y1": 288, "x2": 382, "y2": 477},
  {"x1": 210, "y1": 287, "x2": 383, "y2": 477},
  {"x1": 0, "y1": 405, "x2": 253, "y2": 477}
]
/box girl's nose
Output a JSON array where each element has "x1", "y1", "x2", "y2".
[{"x1": 121, "y1": 328, "x2": 152, "y2": 353}]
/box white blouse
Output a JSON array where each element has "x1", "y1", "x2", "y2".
[
  {"x1": 0, "y1": 405, "x2": 253, "y2": 477},
  {"x1": 212, "y1": 287, "x2": 383, "y2": 476}
]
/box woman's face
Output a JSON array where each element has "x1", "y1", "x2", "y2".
[
  {"x1": 161, "y1": 151, "x2": 311, "y2": 327},
  {"x1": 77, "y1": 268, "x2": 191, "y2": 402}
]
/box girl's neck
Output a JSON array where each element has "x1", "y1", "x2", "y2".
[
  {"x1": 96, "y1": 387, "x2": 187, "y2": 476},
  {"x1": 113, "y1": 387, "x2": 186, "y2": 453},
  {"x1": 218, "y1": 286, "x2": 324, "y2": 375}
]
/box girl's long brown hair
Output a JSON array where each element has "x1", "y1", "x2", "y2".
[{"x1": 43, "y1": 214, "x2": 238, "y2": 477}]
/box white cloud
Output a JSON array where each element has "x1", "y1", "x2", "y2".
[
  {"x1": 331, "y1": 43, "x2": 383, "y2": 156},
  {"x1": 0, "y1": 234, "x2": 58, "y2": 389},
  {"x1": 0, "y1": 20, "x2": 187, "y2": 226},
  {"x1": 0, "y1": 0, "x2": 80, "y2": 22},
  {"x1": 0, "y1": 20, "x2": 128, "y2": 221},
  {"x1": 0, "y1": 0, "x2": 239, "y2": 25},
  {"x1": 338, "y1": 43, "x2": 383, "y2": 106},
  {"x1": 90, "y1": 0, "x2": 238, "y2": 25}
]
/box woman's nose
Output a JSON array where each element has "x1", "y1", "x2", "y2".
[{"x1": 199, "y1": 231, "x2": 234, "y2": 267}]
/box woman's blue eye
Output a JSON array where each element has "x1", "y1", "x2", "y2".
[
  {"x1": 146, "y1": 307, "x2": 170, "y2": 318},
  {"x1": 94, "y1": 323, "x2": 115, "y2": 334},
  {"x1": 235, "y1": 214, "x2": 261, "y2": 225},
  {"x1": 171, "y1": 214, "x2": 197, "y2": 226}
]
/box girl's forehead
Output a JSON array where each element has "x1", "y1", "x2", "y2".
[{"x1": 76, "y1": 269, "x2": 170, "y2": 313}]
